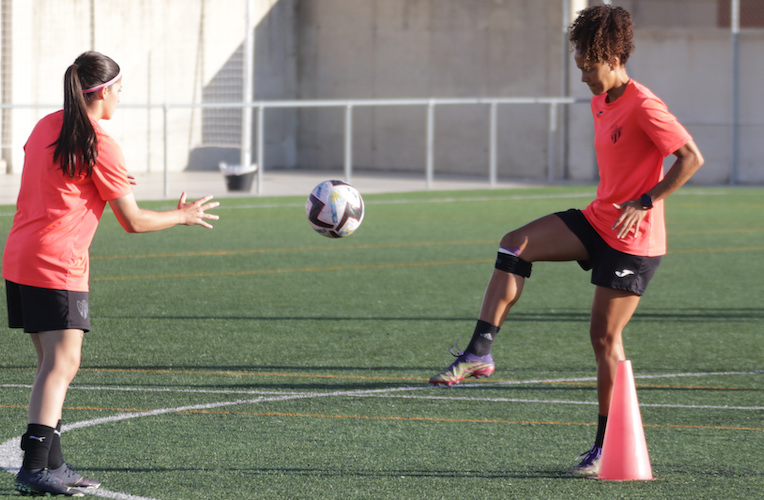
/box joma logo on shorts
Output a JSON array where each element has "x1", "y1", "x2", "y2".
[{"x1": 615, "y1": 269, "x2": 635, "y2": 278}]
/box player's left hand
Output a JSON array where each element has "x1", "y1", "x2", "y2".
[
  {"x1": 177, "y1": 192, "x2": 221, "y2": 229},
  {"x1": 612, "y1": 200, "x2": 648, "y2": 239}
]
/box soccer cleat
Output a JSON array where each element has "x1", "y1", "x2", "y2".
[
  {"x1": 50, "y1": 463, "x2": 101, "y2": 488},
  {"x1": 15, "y1": 467, "x2": 85, "y2": 496},
  {"x1": 569, "y1": 445, "x2": 602, "y2": 476},
  {"x1": 429, "y1": 352, "x2": 495, "y2": 386}
]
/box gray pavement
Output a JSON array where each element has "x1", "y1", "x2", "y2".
[{"x1": 1, "y1": 169, "x2": 539, "y2": 206}]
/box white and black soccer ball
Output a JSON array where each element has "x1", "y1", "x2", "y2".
[{"x1": 305, "y1": 180, "x2": 365, "y2": 238}]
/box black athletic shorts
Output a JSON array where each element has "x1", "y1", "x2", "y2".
[
  {"x1": 5, "y1": 281, "x2": 91, "y2": 333},
  {"x1": 555, "y1": 209, "x2": 662, "y2": 296}
]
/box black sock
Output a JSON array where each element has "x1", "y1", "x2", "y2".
[
  {"x1": 465, "y1": 320, "x2": 500, "y2": 357},
  {"x1": 48, "y1": 420, "x2": 65, "y2": 470},
  {"x1": 594, "y1": 414, "x2": 608, "y2": 448},
  {"x1": 21, "y1": 424, "x2": 55, "y2": 471}
]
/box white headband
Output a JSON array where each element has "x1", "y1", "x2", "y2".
[{"x1": 82, "y1": 71, "x2": 122, "y2": 94}]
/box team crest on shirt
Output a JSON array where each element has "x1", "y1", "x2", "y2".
[
  {"x1": 77, "y1": 300, "x2": 89, "y2": 320},
  {"x1": 610, "y1": 124, "x2": 622, "y2": 144}
]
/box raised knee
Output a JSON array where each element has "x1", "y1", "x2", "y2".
[
  {"x1": 499, "y1": 232, "x2": 524, "y2": 254},
  {"x1": 495, "y1": 246, "x2": 532, "y2": 278}
]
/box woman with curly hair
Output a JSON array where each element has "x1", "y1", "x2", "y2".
[{"x1": 428, "y1": 4, "x2": 703, "y2": 475}]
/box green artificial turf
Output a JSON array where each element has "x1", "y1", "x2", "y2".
[{"x1": 0, "y1": 186, "x2": 761, "y2": 499}]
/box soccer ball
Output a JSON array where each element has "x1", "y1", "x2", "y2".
[{"x1": 305, "y1": 180, "x2": 365, "y2": 238}]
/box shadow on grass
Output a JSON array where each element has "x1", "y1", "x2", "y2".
[{"x1": 83, "y1": 466, "x2": 573, "y2": 480}]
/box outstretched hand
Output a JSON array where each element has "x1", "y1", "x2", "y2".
[
  {"x1": 177, "y1": 192, "x2": 220, "y2": 229},
  {"x1": 612, "y1": 200, "x2": 647, "y2": 239}
]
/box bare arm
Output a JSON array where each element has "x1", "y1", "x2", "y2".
[
  {"x1": 612, "y1": 139, "x2": 704, "y2": 239},
  {"x1": 645, "y1": 140, "x2": 705, "y2": 203},
  {"x1": 109, "y1": 192, "x2": 220, "y2": 233}
]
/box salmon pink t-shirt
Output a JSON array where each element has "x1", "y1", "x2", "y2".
[
  {"x1": 2, "y1": 111, "x2": 132, "y2": 291},
  {"x1": 582, "y1": 80, "x2": 691, "y2": 257}
]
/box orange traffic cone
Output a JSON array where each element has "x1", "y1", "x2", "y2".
[{"x1": 598, "y1": 360, "x2": 654, "y2": 481}]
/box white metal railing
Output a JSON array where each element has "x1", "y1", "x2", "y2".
[
  {"x1": 155, "y1": 96, "x2": 589, "y2": 196},
  {"x1": 3, "y1": 97, "x2": 589, "y2": 196}
]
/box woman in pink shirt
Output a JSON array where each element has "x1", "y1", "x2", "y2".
[
  {"x1": 428, "y1": 5, "x2": 704, "y2": 475},
  {"x1": 3, "y1": 51, "x2": 219, "y2": 496}
]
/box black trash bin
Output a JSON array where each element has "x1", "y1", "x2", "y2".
[{"x1": 220, "y1": 163, "x2": 257, "y2": 192}]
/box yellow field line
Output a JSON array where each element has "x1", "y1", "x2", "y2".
[
  {"x1": 77, "y1": 367, "x2": 423, "y2": 382},
  {"x1": 672, "y1": 228, "x2": 764, "y2": 236},
  {"x1": 91, "y1": 240, "x2": 496, "y2": 261},
  {"x1": 90, "y1": 245, "x2": 764, "y2": 282},
  {"x1": 186, "y1": 409, "x2": 600, "y2": 427},
  {"x1": 90, "y1": 259, "x2": 494, "y2": 282},
  {"x1": 0, "y1": 367, "x2": 740, "y2": 391},
  {"x1": 190, "y1": 410, "x2": 764, "y2": 432},
  {"x1": 1, "y1": 404, "x2": 760, "y2": 431},
  {"x1": 668, "y1": 246, "x2": 764, "y2": 254},
  {"x1": 0, "y1": 404, "x2": 151, "y2": 413},
  {"x1": 90, "y1": 237, "x2": 764, "y2": 263},
  {"x1": 89, "y1": 245, "x2": 764, "y2": 282},
  {"x1": 546, "y1": 381, "x2": 756, "y2": 391}
]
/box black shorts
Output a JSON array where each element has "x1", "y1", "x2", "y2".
[
  {"x1": 5, "y1": 281, "x2": 91, "y2": 333},
  {"x1": 554, "y1": 209, "x2": 662, "y2": 296}
]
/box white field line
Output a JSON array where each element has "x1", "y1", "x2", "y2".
[
  {"x1": 1, "y1": 370, "x2": 760, "y2": 498},
  {"x1": 217, "y1": 192, "x2": 596, "y2": 211},
  {"x1": 1, "y1": 369, "x2": 761, "y2": 410},
  {"x1": 0, "y1": 387, "x2": 424, "y2": 500},
  {"x1": 358, "y1": 394, "x2": 762, "y2": 411},
  {"x1": 0, "y1": 188, "x2": 731, "y2": 218},
  {"x1": 0, "y1": 436, "x2": 157, "y2": 500},
  {"x1": 0, "y1": 188, "x2": 729, "y2": 219},
  {"x1": 0, "y1": 191, "x2": 595, "y2": 218},
  {"x1": 0, "y1": 384, "x2": 297, "y2": 397},
  {"x1": 210, "y1": 188, "x2": 730, "y2": 211}
]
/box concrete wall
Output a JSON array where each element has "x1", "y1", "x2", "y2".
[
  {"x1": 287, "y1": 0, "x2": 764, "y2": 184},
  {"x1": 1, "y1": 0, "x2": 292, "y2": 174},
  {"x1": 625, "y1": 28, "x2": 764, "y2": 184},
  {"x1": 566, "y1": 27, "x2": 744, "y2": 184},
  {"x1": 293, "y1": 0, "x2": 563, "y2": 180},
  {"x1": 2, "y1": 0, "x2": 762, "y2": 184}
]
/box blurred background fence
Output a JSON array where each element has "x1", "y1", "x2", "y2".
[{"x1": 1, "y1": 0, "x2": 762, "y2": 196}]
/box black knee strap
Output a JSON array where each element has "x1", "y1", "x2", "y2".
[{"x1": 495, "y1": 251, "x2": 532, "y2": 278}]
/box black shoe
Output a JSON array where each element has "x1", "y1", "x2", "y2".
[
  {"x1": 50, "y1": 463, "x2": 101, "y2": 488},
  {"x1": 15, "y1": 467, "x2": 85, "y2": 496}
]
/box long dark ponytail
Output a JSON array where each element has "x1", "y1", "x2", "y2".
[{"x1": 52, "y1": 51, "x2": 120, "y2": 177}]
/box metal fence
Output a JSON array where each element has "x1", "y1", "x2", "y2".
[
  {"x1": 1, "y1": 0, "x2": 762, "y2": 195},
  {"x1": 149, "y1": 97, "x2": 588, "y2": 196}
]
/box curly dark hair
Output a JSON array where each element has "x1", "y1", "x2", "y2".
[{"x1": 568, "y1": 4, "x2": 634, "y2": 65}]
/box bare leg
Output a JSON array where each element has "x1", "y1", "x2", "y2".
[
  {"x1": 28, "y1": 330, "x2": 83, "y2": 427},
  {"x1": 589, "y1": 287, "x2": 641, "y2": 416},
  {"x1": 569, "y1": 285, "x2": 642, "y2": 475},
  {"x1": 430, "y1": 215, "x2": 590, "y2": 386},
  {"x1": 479, "y1": 214, "x2": 589, "y2": 327},
  {"x1": 30, "y1": 334, "x2": 44, "y2": 379}
]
